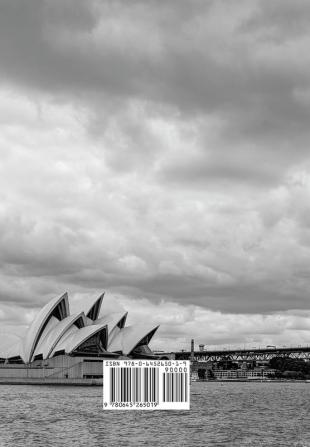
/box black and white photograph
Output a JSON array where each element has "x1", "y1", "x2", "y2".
[{"x1": 0, "y1": 0, "x2": 310, "y2": 445}]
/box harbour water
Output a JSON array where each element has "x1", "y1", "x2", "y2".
[{"x1": 0, "y1": 382, "x2": 309, "y2": 446}]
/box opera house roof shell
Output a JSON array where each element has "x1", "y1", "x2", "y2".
[{"x1": 1, "y1": 293, "x2": 159, "y2": 364}]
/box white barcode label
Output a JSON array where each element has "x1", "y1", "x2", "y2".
[{"x1": 103, "y1": 360, "x2": 190, "y2": 410}]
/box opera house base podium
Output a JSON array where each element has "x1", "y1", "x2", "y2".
[{"x1": 0, "y1": 355, "x2": 106, "y2": 384}]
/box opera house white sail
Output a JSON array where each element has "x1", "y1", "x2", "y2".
[{"x1": 1, "y1": 293, "x2": 159, "y2": 364}]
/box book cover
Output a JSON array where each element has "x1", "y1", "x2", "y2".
[{"x1": 0, "y1": 1, "x2": 310, "y2": 446}]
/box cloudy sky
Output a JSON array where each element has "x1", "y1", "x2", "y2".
[{"x1": 1, "y1": 0, "x2": 310, "y2": 351}]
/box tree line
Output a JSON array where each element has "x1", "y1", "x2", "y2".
[{"x1": 268, "y1": 357, "x2": 310, "y2": 379}]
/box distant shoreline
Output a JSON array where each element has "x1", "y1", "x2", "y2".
[{"x1": 193, "y1": 379, "x2": 310, "y2": 383}]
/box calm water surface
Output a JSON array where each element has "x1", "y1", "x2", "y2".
[{"x1": 0, "y1": 382, "x2": 310, "y2": 446}]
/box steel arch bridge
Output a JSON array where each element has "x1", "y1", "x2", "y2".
[{"x1": 172, "y1": 346, "x2": 310, "y2": 362}]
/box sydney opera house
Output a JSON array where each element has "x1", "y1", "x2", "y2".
[{"x1": 0, "y1": 292, "x2": 160, "y2": 382}]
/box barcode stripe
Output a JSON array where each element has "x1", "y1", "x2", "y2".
[
  {"x1": 110, "y1": 367, "x2": 160, "y2": 403},
  {"x1": 162, "y1": 372, "x2": 188, "y2": 402}
]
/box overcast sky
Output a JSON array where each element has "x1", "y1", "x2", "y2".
[{"x1": 1, "y1": 0, "x2": 310, "y2": 351}]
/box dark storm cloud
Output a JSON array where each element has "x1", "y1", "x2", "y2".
[
  {"x1": 0, "y1": 0, "x2": 308, "y2": 129},
  {"x1": 0, "y1": 0, "x2": 309, "y2": 189},
  {"x1": 241, "y1": 0, "x2": 310, "y2": 40},
  {"x1": 159, "y1": 152, "x2": 283, "y2": 187}
]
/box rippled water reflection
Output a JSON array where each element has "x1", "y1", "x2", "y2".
[{"x1": 0, "y1": 382, "x2": 310, "y2": 446}]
